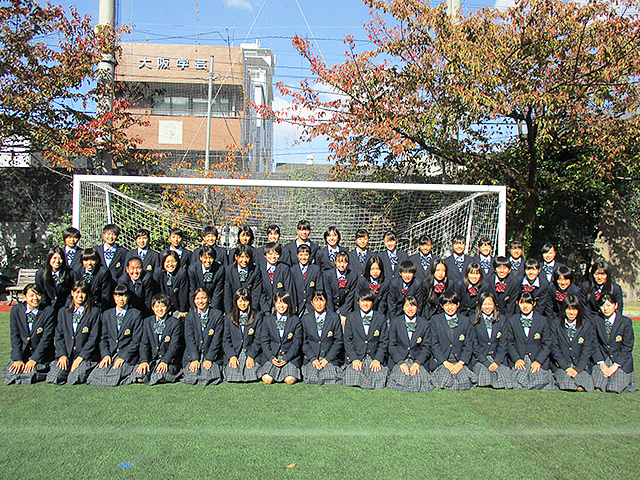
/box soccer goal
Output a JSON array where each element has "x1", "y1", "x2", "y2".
[{"x1": 72, "y1": 174, "x2": 506, "y2": 257}]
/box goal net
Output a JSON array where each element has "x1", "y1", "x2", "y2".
[{"x1": 72, "y1": 175, "x2": 506, "y2": 257}]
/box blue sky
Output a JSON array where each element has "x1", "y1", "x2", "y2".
[{"x1": 54, "y1": 0, "x2": 503, "y2": 164}]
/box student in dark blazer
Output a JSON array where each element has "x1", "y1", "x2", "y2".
[
  {"x1": 387, "y1": 260, "x2": 425, "y2": 317},
  {"x1": 188, "y1": 245, "x2": 225, "y2": 312},
  {"x1": 508, "y1": 240, "x2": 526, "y2": 281},
  {"x1": 35, "y1": 247, "x2": 74, "y2": 314},
  {"x1": 540, "y1": 243, "x2": 566, "y2": 284},
  {"x1": 518, "y1": 258, "x2": 552, "y2": 318},
  {"x1": 488, "y1": 256, "x2": 519, "y2": 317},
  {"x1": 46, "y1": 281, "x2": 101, "y2": 385},
  {"x1": 453, "y1": 262, "x2": 488, "y2": 315},
  {"x1": 409, "y1": 234, "x2": 440, "y2": 282},
  {"x1": 259, "y1": 242, "x2": 294, "y2": 313},
  {"x1": 62, "y1": 226, "x2": 84, "y2": 272},
  {"x1": 154, "y1": 250, "x2": 189, "y2": 316},
  {"x1": 348, "y1": 228, "x2": 372, "y2": 278},
  {"x1": 223, "y1": 288, "x2": 263, "y2": 382},
  {"x1": 224, "y1": 244, "x2": 262, "y2": 314},
  {"x1": 550, "y1": 265, "x2": 582, "y2": 316},
  {"x1": 94, "y1": 224, "x2": 128, "y2": 283},
  {"x1": 342, "y1": 288, "x2": 389, "y2": 389},
  {"x1": 429, "y1": 290, "x2": 477, "y2": 390},
  {"x1": 281, "y1": 219, "x2": 319, "y2": 267},
  {"x1": 323, "y1": 251, "x2": 358, "y2": 322},
  {"x1": 443, "y1": 235, "x2": 476, "y2": 284},
  {"x1": 125, "y1": 228, "x2": 160, "y2": 275},
  {"x1": 590, "y1": 293, "x2": 637, "y2": 393},
  {"x1": 117, "y1": 257, "x2": 157, "y2": 317},
  {"x1": 506, "y1": 292, "x2": 554, "y2": 390},
  {"x1": 87, "y1": 285, "x2": 143, "y2": 387},
  {"x1": 315, "y1": 226, "x2": 349, "y2": 273},
  {"x1": 193, "y1": 225, "x2": 228, "y2": 267},
  {"x1": 135, "y1": 293, "x2": 184, "y2": 385},
  {"x1": 549, "y1": 295, "x2": 595, "y2": 392},
  {"x1": 476, "y1": 236, "x2": 495, "y2": 278},
  {"x1": 227, "y1": 225, "x2": 257, "y2": 267},
  {"x1": 470, "y1": 292, "x2": 513, "y2": 389},
  {"x1": 257, "y1": 291, "x2": 302, "y2": 385},
  {"x1": 581, "y1": 260, "x2": 624, "y2": 317},
  {"x1": 356, "y1": 255, "x2": 390, "y2": 316},
  {"x1": 182, "y1": 288, "x2": 224, "y2": 386},
  {"x1": 161, "y1": 227, "x2": 193, "y2": 271},
  {"x1": 300, "y1": 290, "x2": 343, "y2": 385},
  {"x1": 290, "y1": 244, "x2": 323, "y2": 317},
  {"x1": 387, "y1": 296, "x2": 432, "y2": 392},
  {"x1": 3, "y1": 284, "x2": 55, "y2": 385},
  {"x1": 423, "y1": 259, "x2": 450, "y2": 320},
  {"x1": 72, "y1": 248, "x2": 112, "y2": 312},
  {"x1": 378, "y1": 230, "x2": 409, "y2": 279}
]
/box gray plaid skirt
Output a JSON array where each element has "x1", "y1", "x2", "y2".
[
  {"x1": 46, "y1": 359, "x2": 97, "y2": 385},
  {"x1": 181, "y1": 355, "x2": 222, "y2": 386},
  {"x1": 257, "y1": 359, "x2": 301, "y2": 382},
  {"x1": 224, "y1": 352, "x2": 261, "y2": 383},
  {"x1": 86, "y1": 358, "x2": 136, "y2": 387},
  {"x1": 342, "y1": 356, "x2": 388, "y2": 390},
  {"x1": 301, "y1": 360, "x2": 342, "y2": 386},
  {"x1": 512, "y1": 355, "x2": 555, "y2": 390},
  {"x1": 133, "y1": 359, "x2": 183, "y2": 386},
  {"x1": 592, "y1": 358, "x2": 637, "y2": 394},
  {"x1": 473, "y1": 357, "x2": 514, "y2": 389},
  {"x1": 431, "y1": 363, "x2": 478, "y2": 390},
  {"x1": 2, "y1": 360, "x2": 49, "y2": 385},
  {"x1": 388, "y1": 359, "x2": 432, "y2": 392},
  {"x1": 553, "y1": 366, "x2": 595, "y2": 392}
]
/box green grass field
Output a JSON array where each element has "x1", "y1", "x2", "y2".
[{"x1": 1, "y1": 312, "x2": 640, "y2": 480}]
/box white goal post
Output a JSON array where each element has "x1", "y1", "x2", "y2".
[{"x1": 72, "y1": 174, "x2": 507, "y2": 257}]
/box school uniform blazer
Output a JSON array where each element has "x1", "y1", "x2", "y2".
[
  {"x1": 348, "y1": 248, "x2": 372, "y2": 277},
  {"x1": 301, "y1": 310, "x2": 343, "y2": 365},
  {"x1": 259, "y1": 314, "x2": 302, "y2": 367},
  {"x1": 35, "y1": 268, "x2": 73, "y2": 311},
  {"x1": 72, "y1": 266, "x2": 112, "y2": 310},
  {"x1": 65, "y1": 246, "x2": 84, "y2": 271},
  {"x1": 509, "y1": 258, "x2": 526, "y2": 281},
  {"x1": 188, "y1": 261, "x2": 225, "y2": 311},
  {"x1": 223, "y1": 264, "x2": 262, "y2": 314},
  {"x1": 550, "y1": 283, "x2": 582, "y2": 316},
  {"x1": 387, "y1": 277, "x2": 425, "y2": 318},
  {"x1": 193, "y1": 245, "x2": 229, "y2": 266},
  {"x1": 94, "y1": 244, "x2": 128, "y2": 283},
  {"x1": 388, "y1": 315, "x2": 430, "y2": 366},
  {"x1": 453, "y1": 279, "x2": 489, "y2": 316},
  {"x1": 323, "y1": 269, "x2": 358, "y2": 316},
  {"x1": 222, "y1": 312, "x2": 263, "y2": 362},
  {"x1": 470, "y1": 316, "x2": 509, "y2": 367},
  {"x1": 183, "y1": 308, "x2": 224, "y2": 366},
  {"x1": 281, "y1": 240, "x2": 320, "y2": 267},
  {"x1": 139, "y1": 314, "x2": 184, "y2": 367},
  {"x1": 9, "y1": 304, "x2": 55, "y2": 364},
  {"x1": 161, "y1": 247, "x2": 193, "y2": 271},
  {"x1": 549, "y1": 318, "x2": 594, "y2": 372},
  {"x1": 580, "y1": 281, "x2": 624, "y2": 316},
  {"x1": 290, "y1": 263, "x2": 323, "y2": 316},
  {"x1": 409, "y1": 252, "x2": 441, "y2": 282},
  {"x1": 443, "y1": 254, "x2": 477, "y2": 284},
  {"x1": 117, "y1": 272, "x2": 157, "y2": 317},
  {"x1": 489, "y1": 275, "x2": 519, "y2": 317},
  {"x1": 315, "y1": 245, "x2": 349, "y2": 272},
  {"x1": 154, "y1": 268, "x2": 189, "y2": 313},
  {"x1": 518, "y1": 276, "x2": 552, "y2": 318},
  {"x1": 429, "y1": 313, "x2": 475, "y2": 370},
  {"x1": 259, "y1": 263, "x2": 294, "y2": 313},
  {"x1": 590, "y1": 313, "x2": 634, "y2": 373},
  {"x1": 343, "y1": 310, "x2": 388, "y2": 364},
  {"x1": 54, "y1": 307, "x2": 101, "y2": 362},
  {"x1": 98, "y1": 307, "x2": 143, "y2": 364},
  {"x1": 378, "y1": 249, "x2": 409, "y2": 279},
  {"x1": 506, "y1": 312, "x2": 552, "y2": 369},
  {"x1": 356, "y1": 276, "x2": 390, "y2": 316},
  {"x1": 542, "y1": 261, "x2": 566, "y2": 283},
  {"x1": 476, "y1": 255, "x2": 495, "y2": 279},
  {"x1": 125, "y1": 248, "x2": 160, "y2": 275}
]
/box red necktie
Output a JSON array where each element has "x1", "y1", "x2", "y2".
[{"x1": 338, "y1": 277, "x2": 347, "y2": 288}]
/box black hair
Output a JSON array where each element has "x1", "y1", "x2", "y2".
[
  {"x1": 297, "y1": 243, "x2": 311, "y2": 255},
  {"x1": 541, "y1": 243, "x2": 556, "y2": 255},
  {"x1": 493, "y1": 256, "x2": 511, "y2": 269},
  {"x1": 233, "y1": 244, "x2": 254, "y2": 265},
  {"x1": 43, "y1": 247, "x2": 71, "y2": 285},
  {"x1": 169, "y1": 227, "x2": 184, "y2": 238},
  {"x1": 23, "y1": 283, "x2": 43, "y2": 296},
  {"x1": 559, "y1": 295, "x2": 583, "y2": 329},
  {"x1": 473, "y1": 292, "x2": 499, "y2": 325},
  {"x1": 364, "y1": 255, "x2": 385, "y2": 283},
  {"x1": 588, "y1": 260, "x2": 614, "y2": 298},
  {"x1": 509, "y1": 239, "x2": 524, "y2": 249},
  {"x1": 323, "y1": 226, "x2": 341, "y2": 244},
  {"x1": 198, "y1": 244, "x2": 216, "y2": 261},
  {"x1": 152, "y1": 292, "x2": 172, "y2": 309},
  {"x1": 439, "y1": 290, "x2": 460, "y2": 306},
  {"x1": 263, "y1": 242, "x2": 283, "y2": 256},
  {"x1": 464, "y1": 262, "x2": 483, "y2": 287},
  {"x1": 237, "y1": 225, "x2": 255, "y2": 245},
  {"x1": 355, "y1": 228, "x2": 369, "y2": 240},
  {"x1": 553, "y1": 265, "x2": 574, "y2": 284},
  {"x1": 62, "y1": 227, "x2": 81, "y2": 240},
  {"x1": 81, "y1": 247, "x2": 101, "y2": 265},
  {"x1": 135, "y1": 228, "x2": 150, "y2": 239},
  {"x1": 524, "y1": 258, "x2": 540, "y2": 270},
  {"x1": 426, "y1": 259, "x2": 449, "y2": 304},
  {"x1": 272, "y1": 291, "x2": 293, "y2": 316},
  {"x1": 297, "y1": 219, "x2": 311, "y2": 231},
  {"x1": 357, "y1": 288, "x2": 376, "y2": 303},
  {"x1": 398, "y1": 260, "x2": 417, "y2": 275},
  {"x1": 113, "y1": 284, "x2": 130, "y2": 297},
  {"x1": 67, "y1": 280, "x2": 94, "y2": 313},
  {"x1": 102, "y1": 224, "x2": 121, "y2": 236},
  {"x1": 266, "y1": 224, "x2": 281, "y2": 236},
  {"x1": 452, "y1": 234, "x2": 465, "y2": 244},
  {"x1": 126, "y1": 256, "x2": 143, "y2": 268},
  {"x1": 383, "y1": 230, "x2": 397, "y2": 241},
  {"x1": 160, "y1": 250, "x2": 181, "y2": 271},
  {"x1": 232, "y1": 288, "x2": 256, "y2": 326},
  {"x1": 418, "y1": 234, "x2": 433, "y2": 246},
  {"x1": 311, "y1": 289, "x2": 327, "y2": 302},
  {"x1": 203, "y1": 225, "x2": 219, "y2": 238},
  {"x1": 518, "y1": 291, "x2": 536, "y2": 305}
]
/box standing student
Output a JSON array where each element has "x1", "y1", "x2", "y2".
[
  {"x1": 506, "y1": 292, "x2": 555, "y2": 390},
  {"x1": 476, "y1": 237, "x2": 495, "y2": 277},
  {"x1": 125, "y1": 228, "x2": 160, "y2": 275},
  {"x1": 387, "y1": 296, "x2": 432, "y2": 392},
  {"x1": 443, "y1": 235, "x2": 476, "y2": 284},
  {"x1": 223, "y1": 288, "x2": 262, "y2": 382},
  {"x1": 73, "y1": 247, "x2": 112, "y2": 311},
  {"x1": 162, "y1": 227, "x2": 193, "y2": 271},
  {"x1": 423, "y1": 259, "x2": 450, "y2": 319},
  {"x1": 135, "y1": 293, "x2": 184, "y2": 385},
  {"x1": 265, "y1": 224, "x2": 282, "y2": 245},
  {"x1": 117, "y1": 256, "x2": 156, "y2": 317},
  {"x1": 193, "y1": 225, "x2": 228, "y2": 267},
  {"x1": 258, "y1": 291, "x2": 302, "y2": 385},
  {"x1": 429, "y1": 291, "x2": 477, "y2": 390},
  {"x1": 489, "y1": 256, "x2": 519, "y2": 317},
  {"x1": 581, "y1": 260, "x2": 624, "y2": 316},
  {"x1": 356, "y1": 255, "x2": 390, "y2": 316},
  {"x1": 3, "y1": 284, "x2": 55, "y2": 385},
  {"x1": 290, "y1": 244, "x2": 323, "y2": 317},
  {"x1": 591, "y1": 293, "x2": 637, "y2": 393},
  {"x1": 348, "y1": 228, "x2": 372, "y2": 277},
  {"x1": 87, "y1": 285, "x2": 143, "y2": 387},
  {"x1": 182, "y1": 288, "x2": 224, "y2": 385},
  {"x1": 388, "y1": 260, "x2": 425, "y2": 317},
  {"x1": 549, "y1": 295, "x2": 595, "y2": 392},
  {"x1": 62, "y1": 226, "x2": 83, "y2": 271},
  {"x1": 518, "y1": 258, "x2": 552, "y2": 317},
  {"x1": 228, "y1": 225, "x2": 257, "y2": 266},
  {"x1": 46, "y1": 281, "x2": 101, "y2": 385},
  {"x1": 323, "y1": 251, "x2": 358, "y2": 324},
  {"x1": 94, "y1": 224, "x2": 127, "y2": 283},
  {"x1": 188, "y1": 244, "x2": 225, "y2": 312},
  {"x1": 315, "y1": 226, "x2": 349, "y2": 272},
  {"x1": 541, "y1": 243, "x2": 566, "y2": 284},
  {"x1": 378, "y1": 230, "x2": 409, "y2": 279},
  {"x1": 154, "y1": 250, "x2": 189, "y2": 316},
  {"x1": 470, "y1": 292, "x2": 513, "y2": 389},
  {"x1": 550, "y1": 265, "x2": 582, "y2": 316},
  {"x1": 409, "y1": 234, "x2": 439, "y2": 282},
  {"x1": 259, "y1": 242, "x2": 294, "y2": 313},
  {"x1": 300, "y1": 290, "x2": 343, "y2": 385},
  {"x1": 35, "y1": 247, "x2": 73, "y2": 314},
  {"x1": 281, "y1": 219, "x2": 319, "y2": 267},
  {"x1": 508, "y1": 240, "x2": 525, "y2": 280},
  {"x1": 454, "y1": 262, "x2": 487, "y2": 315},
  {"x1": 224, "y1": 244, "x2": 262, "y2": 314}
]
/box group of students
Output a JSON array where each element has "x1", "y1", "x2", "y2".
[{"x1": 3, "y1": 220, "x2": 636, "y2": 393}]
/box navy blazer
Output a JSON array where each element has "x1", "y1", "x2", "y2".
[
  {"x1": 125, "y1": 248, "x2": 160, "y2": 275},
  {"x1": 549, "y1": 283, "x2": 582, "y2": 316},
  {"x1": 518, "y1": 275, "x2": 552, "y2": 318},
  {"x1": 591, "y1": 312, "x2": 634, "y2": 373},
  {"x1": 117, "y1": 272, "x2": 157, "y2": 317},
  {"x1": 488, "y1": 274, "x2": 519, "y2": 317},
  {"x1": 94, "y1": 244, "x2": 128, "y2": 283},
  {"x1": 281, "y1": 240, "x2": 320, "y2": 267},
  {"x1": 453, "y1": 279, "x2": 489, "y2": 316},
  {"x1": 549, "y1": 317, "x2": 594, "y2": 372},
  {"x1": 343, "y1": 310, "x2": 388, "y2": 364},
  {"x1": 183, "y1": 307, "x2": 224, "y2": 366},
  {"x1": 193, "y1": 245, "x2": 229, "y2": 266},
  {"x1": 476, "y1": 255, "x2": 495, "y2": 279},
  {"x1": 139, "y1": 314, "x2": 184, "y2": 367},
  {"x1": 541, "y1": 261, "x2": 566, "y2": 284},
  {"x1": 223, "y1": 264, "x2": 262, "y2": 314},
  {"x1": 160, "y1": 247, "x2": 193, "y2": 271},
  {"x1": 506, "y1": 312, "x2": 552, "y2": 369},
  {"x1": 72, "y1": 266, "x2": 112, "y2": 311},
  {"x1": 9, "y1": 303, "x2": 55, "y2": 364},
  {"x1": 222, "y1": 312, "x2": 262, "y2": 362},
  {"x1": 35, "y1": 268, "x2": 73, "y2": 312},
  {"x1": 259, "y1": 263, "x2": 294, "y2": 313},
  {"x1": 348, "y1": 248, "x2": 373, "y2": 277},
  {"x1": 388, "y1": 315, "x2": 430, "y2": 366},
  {"x1": 470, "y1": 315, "x2": 509, "y2": 367},
  {"x1": 98, "y1": 307, "x2": 143, "y2": 364},
  {"x1": 387, "y1": 276, "x2": 425, "y2": 318},
  {"x1": 409, "y1": 252, "x2": 440, "y2": 283},
  {"x1": 259, "y1": 314, "x2": 302, "y2": 367},
  {"x1": 300, "y1": 310, "x2": 343, "y2": 365},
  {"x1": 323, "y1": 268, "x2": 358, "y2": 316},
  {"x1": 356, "y1": 275, "x2": 390, "y2": 316},
  {"x1": 315, "y1": 245, "x2": 349, "y2": 272},
  {"x1": 290, "y1": 263, "x2": 323, "y2": 316},
  {"x1": 154, "y1": 268, "x2": 189, "y2": 314},
  {"x1": 54, "y1": 307, "x2": 101, "y2": 362},
  {"x1": 443, "y1": 254, "x2": 477, "y2": 284},
  {"x1": 378, "y1": 248, "x2": 409, "y2": 279},
  {"x1": 429, "y1": 313, "x2": 475, "y2": 369},
  {"x1": 64, "y1": 246, "x2": 84, "y2": 271},
  {"x1": 508, "y1": 258, "x2": 526, "y2": 281},
  {"x1": 188, "y1": 261, "x2": 225, "y2": 311},
  {"x1": 580, "y1": 281, "x2": 624, "y2": 317}
]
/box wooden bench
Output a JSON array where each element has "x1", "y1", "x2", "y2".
[{"x1": 6, "y1": 268, "x2": 38, "y2": 305}]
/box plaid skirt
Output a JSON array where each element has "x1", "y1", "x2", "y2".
[
  {"x1": 2, "y1": 360, "x2": 49, "y2": 385},
  {"x1": 431, "y1": 364, "x2": 477, "y2": 391},
  {"x1": 181, "y1": 355, "x2": 222, "y2": 386},
  {"x1": 592, "y1": 358, "x2": 637, "y2": 394},
  {"x1": 257, "y1": 359, "x2": 301, "y2": 382},
  {"x1": 86, "y1": 358, "x2": 136, "y2": 387},
  {"x1": 46, "y1": 359, "x2": 97, "y2": 385},
  {"x1": 224, "y1": 352, "x2": 261, "y2": 383},
  {"x1": 473, "y1": 357, "x2": 514, "y2": 389},
  {"x1": 553, "y1": 366, "x2": 595, "y2": 392},
  {"x1": 388, "y1": 359, "x2": 432, "y2": 393},
  {"x1": 342, "y1": 356, "x2": 388, "y2": 390},
  {"x1": 133, "y1": 360, "x2": 183, "y2": 386},
  {"x1": 512, "y1": 355, "x2": 555, "y2": 390},
  {"x1": 301, "y1": 360, "x2": 342, "y2": 386}
]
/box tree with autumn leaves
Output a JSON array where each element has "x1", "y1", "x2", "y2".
[{"x1": 280, "y1": 0, "x2": 640, "y2": 257}]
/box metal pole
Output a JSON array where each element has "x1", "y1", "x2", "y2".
[
  {"x1": 96, "y1": 0, "x2": 116, "y2": 173},
  {"x1": 204, "y1": 55, "x2": 214, "y2": 171}
]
